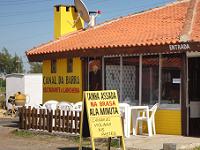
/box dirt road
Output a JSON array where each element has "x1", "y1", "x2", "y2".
[
  {"x1": 0, "y1": 126, "x2": 82, "y2": 150},
  {"x1": 1, "y1": 117, "x2": 200, "y2": 150},
  {"x1": 0, "y1": 118, "x2": 113, "y2": 150}
]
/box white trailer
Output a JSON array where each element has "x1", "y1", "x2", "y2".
[{"x1": 6, "y1": 73, "x2": 43, "y2": 108}]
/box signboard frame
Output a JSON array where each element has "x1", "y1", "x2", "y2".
[{"x1": 79, "y1": 90, "x2": 125, "y2": 150}]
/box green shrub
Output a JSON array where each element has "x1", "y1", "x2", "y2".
[
  {"x1": 0, "y1": 92, "x2": 6, "y2": 109},
  {"x1": 12, "y1": 130, "x2": 35, "y2": 138},
  {"x1": 110, "y1": 138, "x2": 120, "y2": 148},
  {"x1": 194, "y1": 147, "x2": 200, "y2": 150}
]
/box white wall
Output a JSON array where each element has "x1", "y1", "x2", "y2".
[
  {"x1": 6, "y1": 73, "x2": 43, "y2": 108},
  {"x1": 6, "y1": 74, "x2": 24, "y2": 106},
  {"x1": 24, "y1": 74, "x2": 43, "y2": 106}
]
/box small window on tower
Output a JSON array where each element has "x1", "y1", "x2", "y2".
[
  {"x1": 51, "y1": 59, "x2": 57, "y2": 73},
  {"x1": 67, "y1": 58, "x2": 73, "y2": 73}
]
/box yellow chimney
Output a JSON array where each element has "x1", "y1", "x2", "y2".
[{"x1": 54, "y1": 5, "x2": 84, "y2": 39}]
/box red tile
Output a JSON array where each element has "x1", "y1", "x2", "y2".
[
  {"x1": 27, "y1": 1, "x2": 199, "y2": 57},
  {"x1": 191, "y1": 1, "x2": 200, "y2": 41}
]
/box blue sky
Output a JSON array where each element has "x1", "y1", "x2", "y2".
[{"x1": 0, "y1": 0, "x2": 175, "y2": 71}]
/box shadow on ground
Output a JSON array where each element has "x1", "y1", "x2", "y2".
[
  {"x1": 0, "y1": 118, "x2": 19, "y2": 128},
  {"x1": 58, "y1": 147, "x2": 100, "y2": 150},
  {"x1": 3, "y1": 120, "x2": 19, "y2": 128}
]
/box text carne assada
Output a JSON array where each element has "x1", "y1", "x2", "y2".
[{"x1": 87, "y1": 91, "x2": 117, "y2": 101}]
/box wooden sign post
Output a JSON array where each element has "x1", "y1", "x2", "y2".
[{"x1": 79, "y1": 90, "x2": 126, "y2": 150}]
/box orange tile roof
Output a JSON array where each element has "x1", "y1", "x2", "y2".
[
  {"x1": 26, "y1": 0, "x2": 200, "y2": 60},
  {"x1": 191, "y1": 1, "x2": 200, "y2": 41}
]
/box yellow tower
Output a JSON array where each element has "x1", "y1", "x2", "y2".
[
  {"x1": 54, "y1": 5, "x2": 84, "y2": 39},
  {"x1": 42, "y1": 4, "x2": 84, "y2": 103}
]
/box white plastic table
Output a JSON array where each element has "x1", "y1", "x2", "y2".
[
  {"x1": 119, "y1": 103, "x2": 131, "y2": 138},
  {"x1": 130, "y1": 106, "x2": 149, "y2": 136}
]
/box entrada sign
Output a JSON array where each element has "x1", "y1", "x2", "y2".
[
  {"x1": 169, "y1": 43, "x2": 190, "y2": 51},
  {"x1": 79, "y1": 90, "x2": 125, "y2": 150}
]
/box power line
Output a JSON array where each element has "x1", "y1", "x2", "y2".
[
  {"x1": 3, "y1": 32, "x2": 51, "y2": 43},
  {"x1": 0, "y1": 0, "x2": 43, "y2": 2},
  {"x1": 0, "y1": 0, "x2": 174, "y2": 18},
  {"x1": 0, "y1": 8, "x2": 50, "y2": 15},
  {"x1": 2, "y1": 31, "x2": 52, "y2": 44},
  {"x1": 0, "y1": 8, "x2": 52, "y2": 18},
  {"x1": 0, "y1": 0, "x2": 52, "y2": 6},
  {"x1": 0, "y1": 18, "x2": 51, "y2": 27},
  {"x1": 2, "y1": 1, "x2": 175, "y2": 47},
  {"x1": 101, "y1": 0, "x2": 174, "y2": 18},
  {"x1": 0, "y1": 0, "x2": 174, "y2": 28},
  {"x1": 85, "y1": 0, "x2": 114, "y2": 5}
]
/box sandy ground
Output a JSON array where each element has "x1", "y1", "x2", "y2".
[
  {"x1": 1, "y1": 124, "x2": 200, "y2": 150},
  {"x1": 125, "y1": 134, "x2": 200, "y2": 150},
  {"x1": 0, "y1": 126, "x2": 113, "y2": 150},
  {"x1": 0, "y1": 109, "x2": 8, "y2": 117},
  {"x1": 0, "y1": 110, "x2": 84, "y2": 150},
  {"x1": 0, "y1": 117, "x2": 118, "y2": 150},
  {"x1": 1, "y1": 110, "x2": 200, "y2": 150},
  {"x1": 0, "y1": 109, "x2": 121, "y2": 150},
  {"x1": 0, "y1": 108, "x2": 16, "y2": 118},
  {"x1": 0, "y1": 126, "x2": 80, "y2": 150}
]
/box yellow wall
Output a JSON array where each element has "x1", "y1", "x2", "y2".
[
  {"x1": 155, "y1": 109, "x2": 182, "y2": 135},
  {"x1": 54, "y1": 5, "x2": 84, "y2": 39},
  {"x1": 42, "y1": 58, "x2": 82, "y2": 103},
  {"x1": 42, "y1": 5, "x2": 84, "y2": 103},
  {"x1": 140, "y1": 109, "x2": 181, "y2": 135},
  {"x1": 130, "y1": 109, "x2": 182, "y2": 135}
]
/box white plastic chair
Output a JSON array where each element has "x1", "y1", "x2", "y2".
[
  {"x1": 32, "y1": 104, "x2": 46, "y2": 109},
  {"x1": 57, "y1": 102, "x2": 73, "y2": 111},
  {"x1": 44, "y1": 100, "x2": 59, "y2": 110},
  {"x1": 67, "y1": 101, "x2": 82, "y2": 132},
  {"x1": 119, "y1": 103, "x2": 131, "y2": 138},
  {"x1": 135, "y1": 103, "x2": 159, "y2": 136},
  {"x1": 73, "y1": 101, "x2": 82, "y2": 111}
]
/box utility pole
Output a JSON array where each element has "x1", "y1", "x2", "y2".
[{"x1": 16, "y1": 59, "x2": 21, "y2": 73}]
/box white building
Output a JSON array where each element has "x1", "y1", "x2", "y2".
[{"x1": 6, "y1": 73, "x2": 42, "y2": 108}]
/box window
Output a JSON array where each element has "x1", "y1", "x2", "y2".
[
  {"x1": 102, "y1": 54, "x2": 182, "y2": 106},
  {"x1": 104, "y1": 57, "x2": 120, "y2": 98},
  {"x1": 122, "y1": 56, "x2": 139, "y2": 105},
  {"x1": 104, "y1": 56, "x2": 139, "y2": 104},
  {"x1": 142, "y1": 56, "x2": 159, "y2": 105},
  {"x1": 161, "y1": 54, "x2": 182, "y2": 104},
  {"x1": 51, "y1": 59, "x2": 57, "y2": 73},
  {"x1": 67, "y1": 58, "x2": 73, "y2": 73}
]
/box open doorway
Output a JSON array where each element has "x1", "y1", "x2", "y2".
[
  {"x1": 188, "y1": 57, "x2": 200, "y2": 136},
  {"x1": 88, "y1": 58, "x2": 102, "y2": 91}
]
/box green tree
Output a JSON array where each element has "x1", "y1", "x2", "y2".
[
  {"x1": 29, "y1": 62, "x2": 42, "y2": 73},
  {"x1": 0, "y1": 47, "x2": 24, "y2": 74},
  {"x1": 0, "y1": 47, "x2": 12, "y2": 73},
  {"x1": 11, "y1": 54, "x2": 24, "y2": 73}
]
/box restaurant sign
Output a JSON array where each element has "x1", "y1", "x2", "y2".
[
  {"x1": 79, "y1": 90, "x2": 125, "y2": 150},
  {"x1": 43, "y1": 75, "x2": 80, "y2": 94}
]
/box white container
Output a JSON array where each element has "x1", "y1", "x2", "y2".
[{"x1": 6, "y1": 73, "x2": 42, "y2": 108}]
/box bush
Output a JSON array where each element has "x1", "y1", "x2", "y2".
[
  {"x1": 0, "y1": 92, "x2": 6, "y2": 109},
  {"x1": 12, "y1": 130, "x2": 34, "y2": 138},
  {"x1": 194, "y1": 147, "x2": 200, "y2": 150}
]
